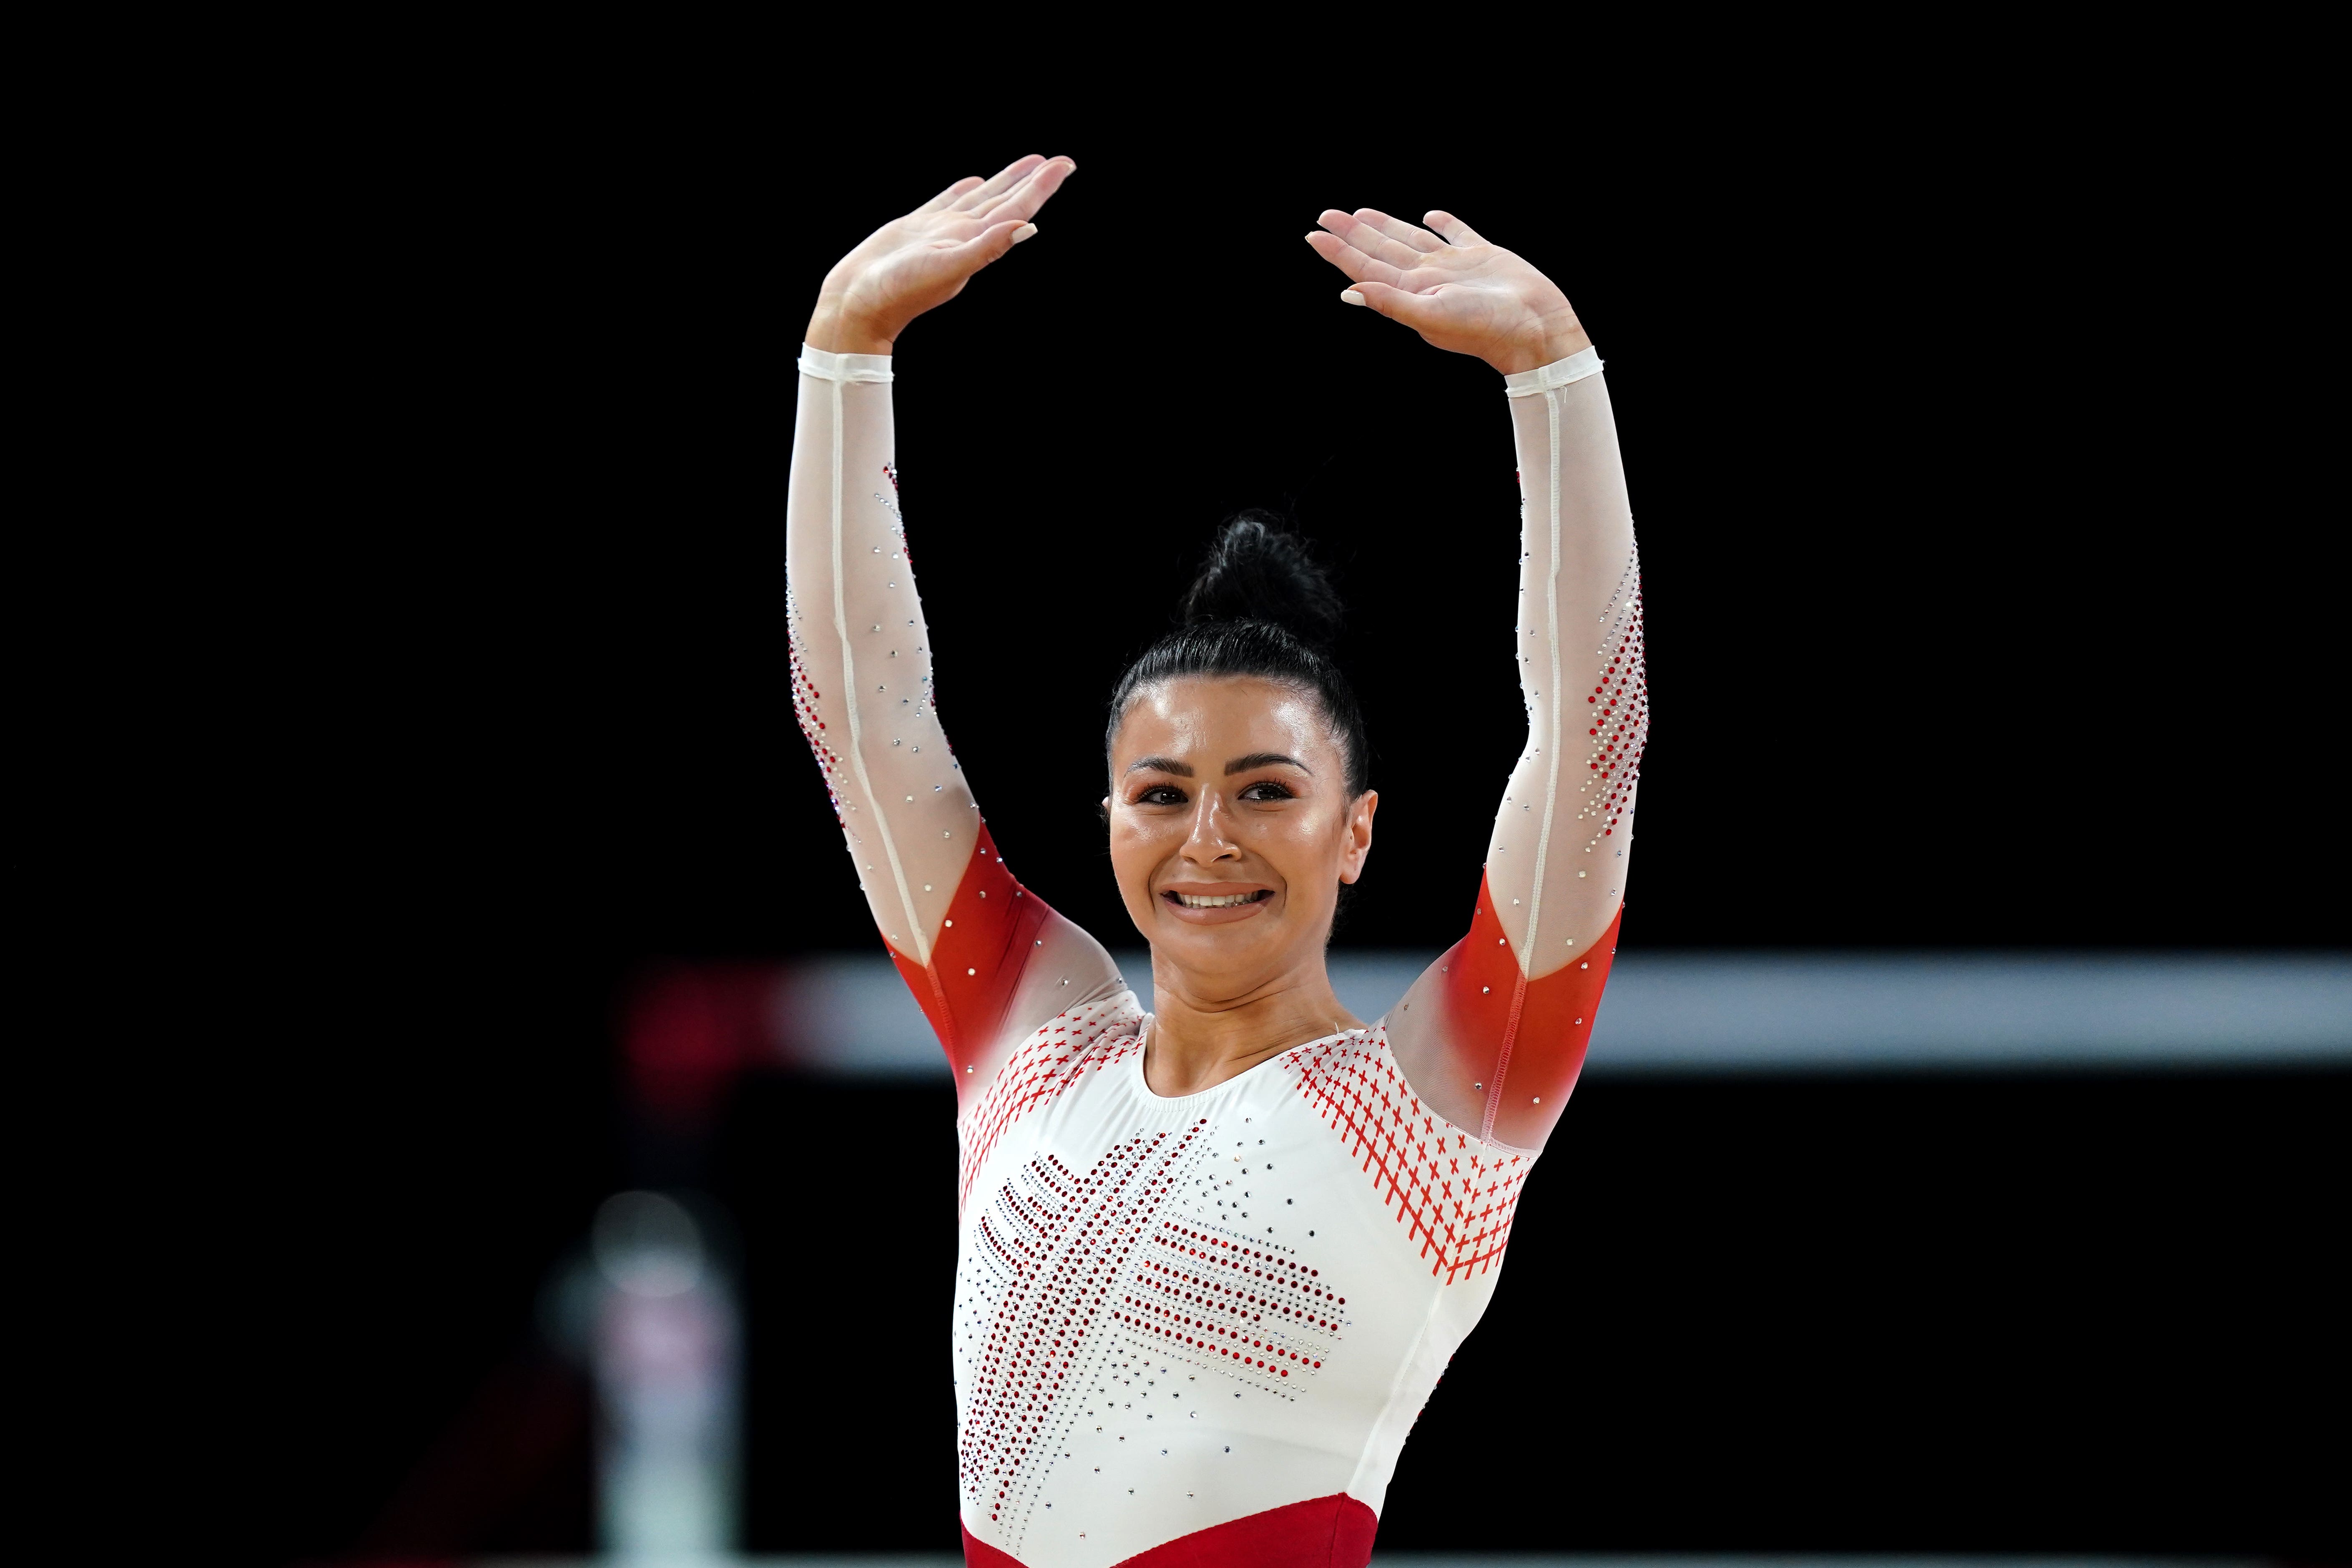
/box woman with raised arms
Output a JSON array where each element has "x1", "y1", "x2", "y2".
[{"x1": 788, "y1": 153, "x2": 1647, "y2": 1568}]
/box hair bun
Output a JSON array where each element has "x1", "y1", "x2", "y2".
[{"x1": 1176, "y1": 512, "x2": 1344, "y2": 651}]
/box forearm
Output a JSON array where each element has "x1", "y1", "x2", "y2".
[
  {"x1": 1486, "y1": 348, "x2": 1645, "y2": 976},
  {"x1": 785, "y1": 344, "x2": 976, "y2": 962}
]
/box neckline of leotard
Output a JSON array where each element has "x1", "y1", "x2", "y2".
[{"x1": 1125, "y1": 1014, "x2": 1379, "y2": 1106}]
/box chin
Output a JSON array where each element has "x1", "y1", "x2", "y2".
[{"x1": 1155, "y1": 908, "x2": 1321, "y2": 968}]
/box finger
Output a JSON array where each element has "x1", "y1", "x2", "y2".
[
  {"x1": 1342, "y1": 279, "x2": 1447, "y2": 330},
  {"x1": 1352, "y1": 206, "x2": 1444, "y2": 253},
  {"x1": 947, "y1": 217, "x2": 1037, "y2": 271},
  {"x1": 970, "y1": 155, "x2": 1076, "y2": 223},
  {"x1": 1303, "y1": 230, "x2": 1408, "y2": 287},
  {"x1": 1424, "y1": 209, "x2": 1489, "y2": 246},
  {"x1": 951, "y1": 154, "x2": 1046, "y2": 211},
  {"x1": 920, "y1": 175, "x2": 986, "y2": 214},
  {"x1": 1315, "y1": 209, "x2": 1426, "y2": 270}
]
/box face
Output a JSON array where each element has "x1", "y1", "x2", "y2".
[{"x1": 1106, "y1": 676, "x2": 1376, "y2": 993}]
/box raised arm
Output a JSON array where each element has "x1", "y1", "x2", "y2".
[
  {"x1": 1306, "y1": 208, "x2": 1646, "y2": 1152},
  {"x1": 786, "y1": 156, "x2": 1123, "y2": 1103}
]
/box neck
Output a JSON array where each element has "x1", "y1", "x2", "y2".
[{"x1": 1142, "y1": 951, "x2": 1364, "y2": 1097}]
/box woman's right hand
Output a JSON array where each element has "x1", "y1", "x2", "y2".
[{"x1": 806, "y1": 154, "x2": 1077, "y2": 356}]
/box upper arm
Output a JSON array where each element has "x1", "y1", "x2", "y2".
[
  {"x1": 881, "y1": 823, "x2": 1127, "y2": 1108},
  {"x1": 1384, "y1": 893, "x2": 1624, "y2": 1151}
]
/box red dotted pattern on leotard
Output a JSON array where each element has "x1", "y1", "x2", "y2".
[
  {"x1": 1581, "y1": 549, "x2": 1647, "y2": 853},
  {"x1": 1113, "y1": 1224, "x2": 1342, "y2": 1390},
  {"x1": 1280, "y1": 1032, "x2": 1530, "y2": 1285},
  {"x1": 782, "y1": 585, "x2": 847, "y2": 818},
  {"x1": 960, "y1": 1121, "x2": 1206, "y2": 1550},
  {"x1": 956, "y1": 999, "x2": 1144, "y2": 1214}
]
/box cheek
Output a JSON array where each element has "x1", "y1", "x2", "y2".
[
  {"x1": 1108, "y1": 818, "x2": 1170, "y2": 891},
  {"x1": 1255, "y1": 807, "x2": 1351, "y2": 875}
]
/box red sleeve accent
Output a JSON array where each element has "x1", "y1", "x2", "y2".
[
  {"x1": 884, "y1": 822, "x2": 1052, "y2": 1069},
  {"x1": 1435, "y1": 873, "x2": 1623, "y2": 1149}
]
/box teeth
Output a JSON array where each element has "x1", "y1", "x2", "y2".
[{"x1": 1176, "y1": 892, "x2": 1258, "y2": 908}]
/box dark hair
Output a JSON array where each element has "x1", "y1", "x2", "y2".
[{"x1": 1105, "y1": 512, "x2": 1371, "y2": 798}]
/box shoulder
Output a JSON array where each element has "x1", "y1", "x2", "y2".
[
  {"x1": 982, "y1": 990, "x2": 1145, "y2": 1099},
  {"x1": 1273, "y1": 1025, "x2": 1466, "y2": 1132},
  {"x1": 957, "y1": 991, "x2": 1145, "y2": 1203},
  {"x1": 1274, "y1": 1025, "x2": 1535, "y2": 1285},
  {"x1": 1275, "y1": 1024, "x2": 1534, "y2": 1174}
]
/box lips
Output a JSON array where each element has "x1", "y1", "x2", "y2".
[{"x1": 1159, "y1": 885, "x2": 1275, "y2": 923}]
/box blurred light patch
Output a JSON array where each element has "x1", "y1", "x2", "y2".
[
  {"x1": 591, "y1": 1190, "x2": 740, "y2": 1559},
  {"x1": 757, "y1": 952, "x2": 2351, "y2": 1077},
  {"x1": 595, "y1": 1190, "x2": 707, "y2": 1299}
]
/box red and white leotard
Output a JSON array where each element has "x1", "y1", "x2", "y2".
[{"x1": 787, "y1": 341, "x2": 1645, "y2": 1568}]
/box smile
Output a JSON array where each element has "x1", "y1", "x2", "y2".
[{"x1": 1165, "y1": 890, "x2": 1273, "y2": 908}]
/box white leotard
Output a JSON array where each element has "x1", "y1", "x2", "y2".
[{"x1": 787, "y1": 340, "x2": 1644, "y2": 1568}]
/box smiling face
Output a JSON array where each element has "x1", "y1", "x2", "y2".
[{"x1": 1107, "y1": 675, "x2": 1377, "y2": 997}]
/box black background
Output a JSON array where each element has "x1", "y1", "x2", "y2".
[{"x1": 206, "y1": 92, "x2": 2345, "y2": 1564}]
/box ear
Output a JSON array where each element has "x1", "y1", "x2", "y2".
[
  {"x1": 1099, "y1": 795, "x2": 1112, "y2": 830},
  {"x1": 1337, "y1": 790, "x2": 1379, "y2": 884}
]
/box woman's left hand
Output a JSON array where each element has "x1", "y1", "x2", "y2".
[{"x1": 1305, "y1": 208, "x2": 1589, "y2": 375}]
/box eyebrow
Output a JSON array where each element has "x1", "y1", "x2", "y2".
[{"x1": 1123, "y1": 752, "x2": 1314, "y2": 778}]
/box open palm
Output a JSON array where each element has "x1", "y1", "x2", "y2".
[
  {"x1": 810, "y1": 155, "x2": 1076, "y2": 354},
  {"x1": 1305, "y1": 208, "x2": 1588, "y2": 375}
]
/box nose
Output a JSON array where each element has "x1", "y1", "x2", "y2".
[{"x1": 1180, "y1": 789, "x2": 1240, "y2": 866}]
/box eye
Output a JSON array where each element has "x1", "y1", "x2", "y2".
[
  {"x1": 1134, "y1": 785, "x2": 1187, "y2": 806},
  {"x1": 1238, "y1": 780, "x2": 1296, "y2": 803}
]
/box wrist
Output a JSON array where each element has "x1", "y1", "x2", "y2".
[
  {"x1": 1488, "y1": 319, "x2": 1593, "y2": 376},
  {"x1": 806, "y1": 296, "x2": 897, "y2": 356}
]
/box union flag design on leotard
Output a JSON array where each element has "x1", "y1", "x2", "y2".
[
  {"x1": 959, "y1": 1121, "x2": 1208, "y2": 1558},
  {"x1": 1116, "y1": 1222, "x2": 1344, "y2": 1387}
]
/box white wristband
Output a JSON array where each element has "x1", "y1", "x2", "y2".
[
  {"x1": 798, "y1": 343, "x2": 895, "y2": 384},
  {"x1": 1502, "y1": 346, "x2": 1604, "y2": 398}
]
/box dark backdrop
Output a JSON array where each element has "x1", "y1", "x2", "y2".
[{"x1": 212, "y1": 103, "x2": 2344, "y2": 1563}]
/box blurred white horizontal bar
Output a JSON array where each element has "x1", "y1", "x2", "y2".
[
  {"x1": 769, "y1": 951, "x2": 2352, "y2": 1078},
  {"x1": 1572, "y1": 951, "x2": 2352, "y2": 1071}
]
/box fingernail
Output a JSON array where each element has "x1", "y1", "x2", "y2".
[
  {"x1": 1340, "y1": 290, "x2": 1366, "y2": 306},
  {"x1": 1013, "y1": 223, "x2": 1038, "y2": 243}
]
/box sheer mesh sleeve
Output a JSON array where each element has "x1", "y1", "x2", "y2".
[
  {"x1": 786, "y1": 346, "x2": 1125, "y2": 1103},
  {"x1": 1383, "y1": 348, "x2": 1644, "y2": 1151}
]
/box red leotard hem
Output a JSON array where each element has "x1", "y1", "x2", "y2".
[{"x1": 962, "y1": 1490, "x2": 1377, "y2": 1567}]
